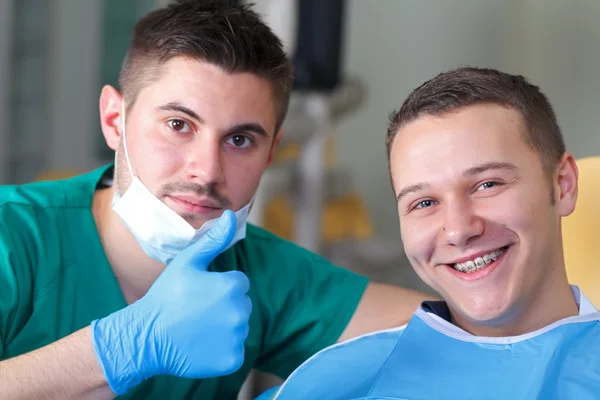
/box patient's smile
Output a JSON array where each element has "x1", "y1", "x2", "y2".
[{"x1": 452, "y1": 247, "x2": 508, "y2": 273}]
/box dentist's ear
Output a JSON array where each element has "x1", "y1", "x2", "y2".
[{"x1": 99, "y1": 85, "x2": 125, "y2": 151}]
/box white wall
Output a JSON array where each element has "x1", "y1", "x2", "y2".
[
  {"x1": 336, "y1": 0, "x2": 527, "y2": 240},
  {"x1": 524, "y1": 0, "x2": 600, "y2": 159},
  {"x1": 48, "y1": 0, "x2": 102, "y2": 172}
]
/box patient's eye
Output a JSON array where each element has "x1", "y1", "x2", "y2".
[
  {"x1": 477, "y1": 181, "x2": 500, "y2": 191},
  {"x1": 415, "y1": 199, "x2": 436, "y2": 209}
]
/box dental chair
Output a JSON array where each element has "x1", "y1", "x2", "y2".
[{"x1": 562, "y1": 156, "x2": 600, "y2": 308}]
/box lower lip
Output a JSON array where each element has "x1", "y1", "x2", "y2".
[
  {"x1": 166, "y1": 196, "x2": 221, "y2": 215},
  {"x1": 444, "y1": 246, "x2": 510, "y2": 282}
]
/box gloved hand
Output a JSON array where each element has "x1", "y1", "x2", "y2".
[{"x1": 90, "y1": 210, "x2": 252, "y2": 395}]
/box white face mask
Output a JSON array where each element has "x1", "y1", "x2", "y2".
[{"x1": 111, "y1": 102, "x2": 252, "y2": 264}]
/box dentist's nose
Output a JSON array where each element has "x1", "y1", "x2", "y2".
[{"x1": 185, "y1": 137, "x2": 225, "y2": 184}]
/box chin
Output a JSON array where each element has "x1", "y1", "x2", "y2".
[
  {"x1": 179, "y1": 212, "x2": 213, "y2": 227},
  {"x1": 460, "y1": 305, "x2": 509, "y2": 325},
  {"x1": 185, "y1": 215, "x2": 217, "y2": 229},
  {"x1": 187, "y1": 220, "x2": 208, "y2": 229},
  {"x1": 448, "y1": 291, "x2": 516, "y2": 326}
]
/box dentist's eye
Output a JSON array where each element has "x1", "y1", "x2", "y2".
[
  {"x1": 226, "y1": 135, "x2": 252, "y2": 148},
  {"x1": 168, "y1": 119, "x2": 191, "y2": 133}
]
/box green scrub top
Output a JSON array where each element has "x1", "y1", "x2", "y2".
[{"x1": 0, "y1": 165, "x2": 368, "y2": 399}]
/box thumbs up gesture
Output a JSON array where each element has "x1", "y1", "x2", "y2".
[{"x1": 91, "y1": 210, "x2": 252, "y2": 395}]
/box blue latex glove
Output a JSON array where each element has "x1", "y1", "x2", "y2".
[{"x1": 91, "y1": 210, "x2": 252, "y2": 395}]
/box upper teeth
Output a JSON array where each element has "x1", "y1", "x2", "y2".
[{"x1": 453, "y1": 248, "x2": 506, "y2": 273}]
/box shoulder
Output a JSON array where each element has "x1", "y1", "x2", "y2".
[
  {"x1": 0, "y1": 180, "x2": 59, "y2": 263},
  {"x1": 0, "y1": 165, "x2": 108, "y2": 278},
  {"x1": 0, "y1": 166, "x2": 107, "y2": 250},
  {"x1": 269, "y1": 326, "x2": 407, "y2": 400},
  {"x1": 0, "y1": 165, "x2": 108, "y2": 213}
]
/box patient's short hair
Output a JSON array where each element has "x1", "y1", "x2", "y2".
[{"x1": 386, "y1": 67, "x2": 566, "y2": 179}]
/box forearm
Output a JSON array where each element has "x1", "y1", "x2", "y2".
[{"x1": 0, "y1": 326, "x2": 114, "y2": 400}]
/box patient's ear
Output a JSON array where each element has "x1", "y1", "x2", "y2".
[
  {"x1": 556, "y1": 152, "x2": 578, "y2": 217},
  {"x1": 99, "y1": 85, "x2": 124, "y2": 151}
]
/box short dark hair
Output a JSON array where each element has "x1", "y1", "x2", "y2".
[
  {"x1": 386, "y1": 67, "x2": 566, "y2": 178},
  {"x1": 119, "y1": 0, "x2": 294, "y2": 132}
]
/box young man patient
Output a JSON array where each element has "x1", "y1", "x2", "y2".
[{"x1": 256, "y1": 67, "x2": 600, "y2": 400}]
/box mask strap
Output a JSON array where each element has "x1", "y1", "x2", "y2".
[{"x1": 121, "y1": 101, "x2": 135, "y2": 178}]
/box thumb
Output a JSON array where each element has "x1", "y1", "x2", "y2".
[{"x1": 170, "y1": 209, "x2": 237, "y2": 271}]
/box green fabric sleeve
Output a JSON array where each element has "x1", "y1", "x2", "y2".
[
  {"x1": 0, "y1": 203, "x2": 36, "y2": 359},
  {"x1": 0, "y1": 242, "x2": 15, "y2": 358},
  {"x1": 252, "y1": 237, "x2": 368, "y2": 379}
]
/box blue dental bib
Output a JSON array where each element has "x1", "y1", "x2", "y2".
[{"x1": 261, "y1": 286, "x2": 600, "y2": 400}]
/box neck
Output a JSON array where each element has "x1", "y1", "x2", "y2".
[
  {"x1": 92, "y1": 185, "x2": 166, "y2": 304},
  {"x1": 451, "y1": 272, "x2": 579, "y2": 337}
]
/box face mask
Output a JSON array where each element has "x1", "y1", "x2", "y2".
[{"x1": 111, "y1": 102, "x2": 253, "y2": 264}]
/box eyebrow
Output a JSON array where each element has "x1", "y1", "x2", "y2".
[
  {"x1": 156, "y1": 102, "x2": 203, "y2": 122},
  {"x1": 463, "y1": 162, "x2": 517, "y2": 177},
  {"x1": 227, "y1": 123, "x2": 268, "y2": 137},
  {"x1": 155, "y1": 101, "x2": 269, "y2": 137},
  {"x1": 395, "y1": 161, "x2": 518, "y2": 203},
  {"x1": 395, "y1": 182, "x2": 430, "y2": 204}
]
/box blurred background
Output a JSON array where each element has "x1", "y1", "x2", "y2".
[{"x1": 1, "y1": 0, "x2": 600, "y2": 396}]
